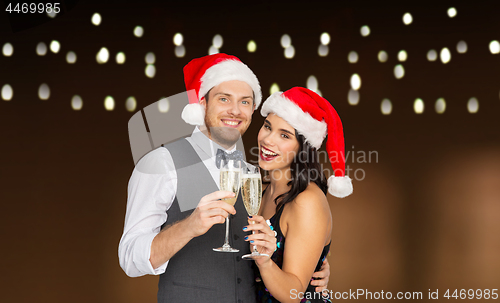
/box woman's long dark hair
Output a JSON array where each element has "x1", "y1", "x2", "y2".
[{"x1": 266, "y1": 130, "x2": 328, "y2": 213}]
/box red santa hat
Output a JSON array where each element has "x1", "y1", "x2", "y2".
[
  {"x1": 260, "y1": 87, "x2": 353, "y2": 198},
  {"x1": 182, "y1": 53, "x2": 262, "y2": 125}
]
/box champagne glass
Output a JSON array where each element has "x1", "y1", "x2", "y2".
[
  {"x1": 241, "y1": 164, "x2": 268, "y2": 259},
  {"x1": 213, "y1": 159, "x2": 241, "y2": 252}
]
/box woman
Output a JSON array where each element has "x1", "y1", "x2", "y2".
[{"x1": 243, "y1": 87, "x2": 353, "y2": 302}]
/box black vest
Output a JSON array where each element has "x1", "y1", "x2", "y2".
[{"x1": 157, "y1": 138, "x2": 256, "y2": 303}]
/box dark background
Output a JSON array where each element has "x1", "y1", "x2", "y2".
[{"x1": 1, "y1": 0, "x2": 499, "y2": 302}]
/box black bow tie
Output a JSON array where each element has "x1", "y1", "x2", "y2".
[{"x1": 215, "y1": 149, "x2": 244, "y2": 169}]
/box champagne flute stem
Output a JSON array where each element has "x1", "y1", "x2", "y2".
[
  {"x1": 252, "y1": 230, "x2": 258, "y2": 253},
  {"x1": 224, "y1": 216, "x2": 230, "y2": 246}
]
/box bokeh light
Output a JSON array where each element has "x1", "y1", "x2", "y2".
[
  {"x1": 145, "y1": 52, "x2": 155, "y2": 64},
  {"x1": 71, "y1": 95, "x2": 83, "y2": 110},
  {"x1": 394, "y1": 65, "x2": 405, "y2": 79},
  {"x1": 126, "y1": 97, "x2": 137, "y2": 112},
  {"x1": 381, "y1": 99, "x2": 392, "y2": 115},
  {"x1": 213, "y1": 34, "x2": 223, "y2": 48},
  {"x1": 320, "y1": 32, "x2": 331, "y2": 45},
  {"x1": 116, "y1": 52, "x2": 126, "y2": 64},
  {"x1": 91, "y1": 13, "x2": 101, "y2": 26},
  {"x1": 489, "y1": 41, "x2": 500, "y2": 54},
  {"x1": 281, "y1": 34, "x2": 291, "y2": 48},
  {"x1": 2, "y1": 43, "x2": 13, "y2": 56},
  {"x1": 96, "y1": 47, "x2": 109, "y2": 64},
  {"x1": 403, "y1": 13, "x2": 413, "y2": 25},
  {"x1": 414, "y1": 98, "x2": 424, "y2": 114},
  {"x1": 173, "y1": 33, "x2": 183, "y2": 46},
  {"x1": 145, "y1": 65, "x2": 156, "y2": 78},
  {"x1": 175, "y1": 45, "x2": 186, "y2": 58},
  {"x1": 38, "y1": 83, "x2": 50, "y2": 100},
  {"x1": 318, "y1": 45, "x2": 328, "y2": 57},
  {"x1": 427, "y1": 49, "x2": 437, "y2": 61},
  {"x1": 66, "y1": 51, "x2": 76, "y2": 64},
  {"x1": 1, "y1": 84, "x2": 13, "y2": 101},
  {"x1": 350, "y1": 74, "x2": 361, "y2": 90},
  {"x1": 284, "y1": 45, "x2": 295, "y2": 59},
  {"x1": 307, "y1": 76, "x2": 318, "y2": 91},
  {"x1": 36, "y1": 42, "x2": 47, "y2": 56},
  {"x1": 104, "y1": 96, "x2": 115, "y2": 111},
  {"x1": 270, "y1": 83, "x2": 280, "y2": 95},
  {"x1": 247, "y1": 40, "x2": 257, "y2": 53},
  {"x1": 435, "y1": 98, "x2": 446, "y2": 114},
  {"x1": 378, "y1": 50, "x2": 388, "y2": 62},
  {"x1": 447, "y1": 7, "x2": 457, "y2": 18},
  {"x1": 457, "y1": 41, "x2": 467, "y2": 53},
  {"x1": 158, "y1": 98, "x2": 170, "y2": 113},
  {"x1": 467, "y1": 97, "x2": 479, "y2": 113},
  {"x1": 134, "y1": 26, "x2": 144, "y2": 38},
  {"x1": 50, "y1": 40, "x2": 60, "y2": 53},
  {"x1": 398, "y1": 50, "x2": 408, "y2": 62},
  {"x1": 440, "y1": 47, "x2": 451, "y2": 64},
  {"x1": 348, "y1": 89, "x2": 360, "y2": 105},
  {"x1": 360, "y1": 25, "x2": 370, "y2": 37},
  {"x1": 348, "y1": 51, "x2": 358, "y2": 63}
]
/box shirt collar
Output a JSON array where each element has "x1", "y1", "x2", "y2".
[{"x1": 190, "y1": 126, "x2": 237, "y2": 160}]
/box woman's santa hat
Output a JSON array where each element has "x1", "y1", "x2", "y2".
[
  {"x1": 182, "y1": 53, "x2": 262, "y2": 125},
  {"x1": 261, "y1": 87, "x2": 353, "y2": 198}
]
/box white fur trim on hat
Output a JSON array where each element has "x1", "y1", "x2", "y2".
[
  {"x1": 260, "y1": 92, "x2": 327, "y2": 149},
  {"x1": 181, "y1": 103, "x2": 205, "y2": 126},
  {"x1": 199, "y1": 59, "x2": 262, "y2": 108},
  {"x1": 327, "y1": 175, "x2": 353, "y2": 198}
]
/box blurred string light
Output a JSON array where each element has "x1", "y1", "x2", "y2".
[
  {"x1": 435, "y1": 98, "x2": 446, "y2": 114},
  {"x1": 173, "y1": 33, "x2": 183, "y2": 46},
  {"x1": 414, "y1": 98, "x2": 424, "y2": 114},
  {"x1": 270, "y1": 83, "x2": 280, "y2": 95},
  {"x1": 175, "y1": 45, "x2": 186, "y2": 58},
  {"x1": 2, "y1": 43, "x2": 13, "y2": 56},
  {"x1": 348, "y1": 51, "x2": 358, "y2": 63},
  {"x1": 467, "y1": 97, "x2": 479, "y2": 113},
  {"x1": 116, "y1": 52, "x2": 126, "y2": 64},
  {"x1": 134, "y1": 26, "x2": 144, "y2": 38},
  {"x1": 440, "y1": 47, "x2": 451, "y2": 63},
  {"x1": 320, "y1": 32, "x2": 330, "y2": 45},
  {"x1": 348, "y1": 89, "x2": 359, "y2": 105},
  {"x1": 350, "y1": 74, "x2": 361, "y2": 90},
  {"x1": 394, "y1": 65, "x2": 405, "y2": 79},
  {"x1": 398, "y1": 50, "x2": 407, "y2": 62},
  {"x1": 1, "y1": 84, "x2": 13, "y2": 101},
  {"x1": 36, "y1": 42, "x2": 47, "y2": 56},
  {"x1": 158, "y1": 98, "x2": 170, "y2": 113},
  {"x1": 403, "y1": 13, "x2": 413, "y2": 25},
  {"x1": 360, "y1": 25, "x2": 370, "y2": 37},
  {"x1": 38, "y1": 83, "x2": 50, "y2": 100},
  {"x1": 378, "y1": 50, "x2": 388, "y2": 62},
  {"x1": 381, "y1": 99, "x2": 392, "y2": 115},
  {"x1": 145, "y1": 65, "x2": 156, "y2": 78},
  {"x1": 50, "y1": 40, "x2": 60, "y2": 53},
  {"x1": 71, "y1": 95, "x2": 83, "y2": 110},
  {"x1": 247, "y1": 40, "x2": 257, "y2": 53},
  {"x1": 208, "y1": 45, "x2": 219, "y2": 55},
  {"x1": 307, "y1": 75, "x2": 318, "y2": 92},
  {"x1": 427, "y1": 49, "x2": 437, "y2": 61},
  {"x1": 91, "y1": 13, "x2": 101, "y2": 26},
  {"x1": 457, "y1": 41, "x2": 467, "y2": 53},
  {"x1": 104, "y1": 96, "x2": 115, "y2": 111},
  {"x1": 447, "y1": 7, "x2": 457, "y2": 18},
  {"x1": 96, "y1": 47, "x2": 109, "y2": 64},
  {"x1": 281, "y1": 34, "x2": 291, "y2": 48},
  {"x1": 47, "y1": 10, "x2": 56, "y2": 18},
  {"x1": 489, "y1": 40, "x2": 500, "y2": 54},
  {"x1": 284, "y1": 45, "x2": 295, "y2": 59},
  {"x1": 126, "y1": 96, "x2": 137, "y2": 112},
  {"x1": 318, "y1": 45, "x2": 329, "y2": 57},
  {"x1": 213, "y1": 34, "x2": 223, "y2": 48},
  {"x1": 66, "y1": 51, "x2": 76, "y2": 64},
  {"x1": 145, "y1": 52, "x2": 155, "y2": 64}
]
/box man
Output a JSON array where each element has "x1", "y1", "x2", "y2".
[{"x1": 119, "y1": 53, "x2": 329, "y2": 302}]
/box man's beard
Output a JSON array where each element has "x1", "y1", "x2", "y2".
[{"x1": 205, "y1": 115, "x2": 245, "y2": 148}]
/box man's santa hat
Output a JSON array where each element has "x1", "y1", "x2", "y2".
[
  {"x1": 261, "y1": 87, "x2": 353, "y2": 198},
  {"x1": 182, "y1": 53, "x2": 262, "y2": 125}
]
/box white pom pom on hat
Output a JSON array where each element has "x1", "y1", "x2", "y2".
[
  {"x1": 260, "y1": 87, "x2": 353, "y2": 198},
  {"x1": 181, "y1": 53, "x2": 262, "y2": 126}
]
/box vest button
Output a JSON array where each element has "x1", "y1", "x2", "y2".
[
  {"x1": 237, "y1": 277, "x2": 242, "y2": 284},
  {"x1": 234, "y1": 234, "x2": 239, "y2": 240}
]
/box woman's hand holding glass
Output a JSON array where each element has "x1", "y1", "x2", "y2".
[{"x1": 243, "y1": 215, "x2": 277, "y2": 264}]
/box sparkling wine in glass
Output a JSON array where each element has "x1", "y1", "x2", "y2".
[
  {"x1": 241, "y1": 165, "x2": 268, "y2": 259},
  {"x1": 213, "y1": 159, "x2": 240, "y2": 253}
]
